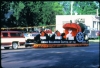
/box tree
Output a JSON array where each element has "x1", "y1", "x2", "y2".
[
  {"x1": 98, "y1": 7, "x2": 100, "y2": 16},
  {"x1": 1, "y1": 1, "x2": 11, "y2": 27},
  {"x1": 60, "y1": 1, "x2": 71, "y2": 15},
  {"x1": 42, "y1": 1, "x2": 64, "y2": 25},
  {"x1": 73, "y1": 1, "x2": 99, "y2": 15},
  {"x1": 1, "y1": 1, "x2": 64, "y2": 27}
]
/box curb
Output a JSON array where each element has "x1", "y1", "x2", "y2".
[{"x1": 89, "y1": 40, "x2": 99, "y2": 42}]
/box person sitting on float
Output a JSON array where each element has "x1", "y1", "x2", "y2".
[
  {"x1": 66, "y1": 29, "x2": 74, "y2": 40},
  {"x1": 49, "y1": 30, "x2": 61, "y2": 41},
  {"x1": 55, "y1": 30, "x2": 62, "y2": 40},
  {"x1": 40, "y1": 30, "x2": 49, "y2": 41},
  {"x1": 61, "y1": 31, "x2": 66, "y2": 41},
  {"x1": 33, "y1": 30, "x2": 49, "y2": 43},
  {"x1": 44, "y1": 29, "x2": 52, "y2": 37}
]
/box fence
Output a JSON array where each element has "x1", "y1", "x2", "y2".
[{"x1": 1, "y1": 25, "x2": 56, "y2": 32}]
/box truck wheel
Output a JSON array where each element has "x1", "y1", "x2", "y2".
[
  {"x1": 12, "y1": 43, "x2": 18, "y2": 49},
  {"x1": 25, "y1": 45, "x2": 28, "y2": 48}
]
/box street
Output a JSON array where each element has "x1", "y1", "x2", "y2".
[{"x1": 1, "y1": 42, "x2": 99, "y2": 68}]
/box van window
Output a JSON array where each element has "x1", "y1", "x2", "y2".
[
  {"x1": 2, "y1": 33, "x2": 8, "y2": 37},
  {"x1": 10, "y1": 33, "x2": 22, "y2": 37}
]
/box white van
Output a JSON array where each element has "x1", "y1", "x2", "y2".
[{"x1": 87, "y1": 30, "x2": 98, "y2": 39}]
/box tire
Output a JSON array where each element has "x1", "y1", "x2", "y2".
[
  {"x1": 12, "y1": 43, "x2": 18, "y2": 49},
  {"x1": 4, "y1": 47, "x2": 10, "y2": 49},
  {"x1": 25, "y1": 45, "x2": 28, "y2": 48},
  {"x1": 30, "y1": 45, "x2": 33, "y2": 47}
]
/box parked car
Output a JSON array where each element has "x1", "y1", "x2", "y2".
[
  {"x1": 87, "y1": 30, "x2": 98, "y2": 39},
  {"x1": 96, "y1": 31, "x2": 100, "y2": 36},
  {"x1": 96, "y1": 31, "x2": 100, "y2": 39},
  {"x1": 1, "y1": 31, "x2": 25, "y2": 49},
  {"x1": 24, "y1": 32, "x2": 39, "y2": 47}
]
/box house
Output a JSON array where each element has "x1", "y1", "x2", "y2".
[{"x1": 56, "y1": 15, "x2": 100, "y2": 33}]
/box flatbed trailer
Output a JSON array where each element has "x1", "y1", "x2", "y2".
[
  {"x1": 32, "y1": 21, "x2": 89, "y2": 48},
  {"x1": 33, "y1": 43, "x2": 89, "y2": 48}
]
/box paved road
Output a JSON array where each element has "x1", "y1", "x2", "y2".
[{"x1": 1, "y1": 42, "x2": 99, "y2": 68}]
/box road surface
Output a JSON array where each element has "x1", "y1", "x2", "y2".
[{"x1": 1, "y1": 42, "x2": 99, "y2": 68}]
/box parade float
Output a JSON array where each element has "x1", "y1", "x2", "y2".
[{"x1": 33, "y1": 21, "x2": 89, "y2": 48}]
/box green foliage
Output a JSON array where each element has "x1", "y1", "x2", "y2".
[
  {"x1": 60, "y1": 1, "x2": 71, "y2": 15},
  {"x1": 1, "y1": 1, "x2": 99, "y2": 27},
  {"x1": 98, "y1": 36, "x2": 100, "y2": 40},
  {"x1": 51, "y1": 2, "x2": 64, "y2": 15},
  {"x1": 1, "y1": 1, "x2": 11, "y2": 27},
  {"x1": 73, "y1": 1, "x2": 98, "y2": 15},
  {"x1": 98, "y1": 7, "x2": 100, "y2": 16},
  {"x1": 13, "y1": 1, "x2": 25, "y2": 20}
]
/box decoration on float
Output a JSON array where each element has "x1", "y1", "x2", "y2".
[
  {"x1": 33, "y1": 20, "x2": 89, "y2": 48},
  {"x1": 76, "y1": 32, "x2": 84, "y2": 42}
]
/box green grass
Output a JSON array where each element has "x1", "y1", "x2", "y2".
[
  {"x1": 98, "y1": 36, "x2": 100, "y2": 40},
  {"x1": 89, "y1": 39, "x2": 99, "y2": 42}
]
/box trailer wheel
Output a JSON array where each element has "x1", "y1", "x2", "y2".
[
  {"x1": 76, "y1": 32, "x2": 84, "y2": 43},
  {"x1": 12, "y1": 43, "x2": 18, "y2": 49}
]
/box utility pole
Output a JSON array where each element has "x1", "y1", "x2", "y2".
[
  {"x1": 96, "y1": 9, "x2": 98, "y2": 16},
  {"x1": 71, "y1": 1, "x2": 74, "y2": 15},
  {"x1": 70, "y1": 1, "x2": 74, "y2": 22}
]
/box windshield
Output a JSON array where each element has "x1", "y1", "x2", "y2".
[
  {"x1": 32, "y1": 33, "x2": 39, "y2": 36},
  {"x1": 24, "y1": 33, "x2": 29, "y2": 37},
  {"x1": 24, "y1": 33, "x2": 39, "y2": 37}
]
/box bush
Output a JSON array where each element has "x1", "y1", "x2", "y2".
[{"x1": 98, "y1": 36, "x2": 100, "y2": 40}]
